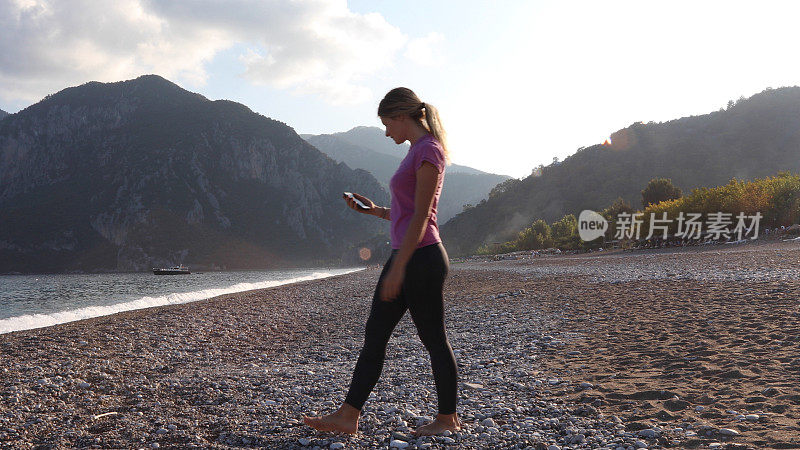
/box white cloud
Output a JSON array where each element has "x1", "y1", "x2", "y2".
[
  {"x1": 404, "y1": 32, "x2": 445, "y2": 67},
  {"x1": 0, "y1": 0, "x2": 411, "y2": 106},
  {"x1": 0, "y1": 0, "x2": 233, "y2": 104}
]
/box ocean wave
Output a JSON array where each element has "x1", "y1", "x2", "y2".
[{"x1": 0, "y1": 268, "x2": 364, "y2": 335}]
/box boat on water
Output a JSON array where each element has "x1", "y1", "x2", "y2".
[{"x1": 152, "y1": 265, "x2": 191, "y2": 275}]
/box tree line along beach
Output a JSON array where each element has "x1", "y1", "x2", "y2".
[{"x1": 1, "y1": 238, "x2": 798, "y2": 449}]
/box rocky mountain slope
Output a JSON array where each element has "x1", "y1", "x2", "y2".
[
  {"x1": 442, "y1": 87, "x2": 800, "y2": 256},
  {"x1": 0, "y1": 75, "x2": 388, "y2": 273}
]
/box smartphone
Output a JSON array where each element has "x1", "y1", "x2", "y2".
[{"x1": 343, "y1": 192, "x2": 370, "y2": 210}]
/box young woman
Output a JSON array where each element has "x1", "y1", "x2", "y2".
[{"x1": 303, "y1": 88, "x2": 460, "y2": 437}]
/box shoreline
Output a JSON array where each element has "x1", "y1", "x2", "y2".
[
  {"x1": 1, "y1": 241, "x2": 798, "y2": 448},
  {"x1": 0, "y1": 268, "x2": 365, "y2": 336}
]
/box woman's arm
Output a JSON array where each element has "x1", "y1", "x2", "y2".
[
  {"x1": 380, "y1": 161, "x2": 439, "y2": 301},
  {"x1": 373, "y1": 206, "x2": 391, "y2": 221},
  {"x1": 344, "y1": 193, "x2": 390, "y2": 220}
]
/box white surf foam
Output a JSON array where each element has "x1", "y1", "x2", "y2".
[{"x1": 0, "y1": 268, "x2": 364, "y2": 335}]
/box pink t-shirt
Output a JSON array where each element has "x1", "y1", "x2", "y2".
[{"x1": 389, "y1": 134, "x2": 446, "y2": 249}]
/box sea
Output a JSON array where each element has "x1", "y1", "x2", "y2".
[{"x1": 0, "y1": 267, "x2": 364, "y2": 335}]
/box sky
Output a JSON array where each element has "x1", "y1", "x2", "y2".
[{"x1": 2, "y1": 0, "x2": 800, "y2": 179}]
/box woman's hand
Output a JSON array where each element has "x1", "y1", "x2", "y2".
[
  {"x1": 343, "y1": 192, "x2": 376, "y2": 214},
  {"x1": 379, "y1": 264, "x2": 405, "y2": 302}
]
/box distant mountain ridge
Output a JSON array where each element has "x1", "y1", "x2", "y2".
[
  {"x1": 319, "y1": 127, "x2": 488, "y2": 175},
  {"x1": 0, "y1": 75, "x2": 389, "y2": 273},
  {"x1": 442, "y1": 86, "x2": 800, "y2": 256},
  {"x1": 0, "y1": 109, "x2": 8, "y2": 120},
  {"x1": 303, "y1": 127, "x2": 510, "y2": 222}
]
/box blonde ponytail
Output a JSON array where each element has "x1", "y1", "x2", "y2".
[{"x1": 378, "y1": 88, "x2": 450, "y2": 164}]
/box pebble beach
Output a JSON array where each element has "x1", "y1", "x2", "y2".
[{"x1": 1, "y1": 240, "x2": 799, "y2": 449}]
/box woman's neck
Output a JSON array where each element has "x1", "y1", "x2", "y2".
[{"x1": 408, "y1": 124, "x2": 430, "y2": 145}]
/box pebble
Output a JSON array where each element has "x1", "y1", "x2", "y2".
[
  {"x1": 391, "y1": 431, "x2": 412, "y2": 442},
  {"x1": 719, "y1": 428, "x2": 740, "y2": 436},
  {"x1": 298, "y1": 438, "x2": 311, "y2": 446},
  {"x1": 638, "y1": 429, "x2": 658, "y2": 438},
  {"x1": 389, "y1": 439, "x2": 409, "y2": 448},
  {"x1": 330, "y1": 443, "x2": 344, "y2": 449},
  {"x1": 745, "y1": 414, "x2": 759, "y2": 421},
  {"x1": 481, "y1": 418, "x2": 497, "y2": 427},
  {"x1": 634, "y1": 440, "x2": 648, "y2": 449},
  {"x1": 570, "y1": 433, "x2": 586, "y2": 444}
]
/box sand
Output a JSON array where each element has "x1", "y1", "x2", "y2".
[{"x1": 455, "y1": 241, "x2": 800, "y2": 449}]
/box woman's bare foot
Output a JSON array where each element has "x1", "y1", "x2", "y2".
[
  {"x1": 412, "y1": 413, "x2": 462, "y2": 437},
  {"x1": 303, "y1": 403, "x2": 360, "y2": 435}
]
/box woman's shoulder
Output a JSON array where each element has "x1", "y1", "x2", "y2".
[
  {"x1": 419, "y1": 133, "x2": 441, "y2": 146},
  {"x1": 411, "y1": 134, "x2": 443, "y2": 154},
  {"x1": 411, "y1": 134, "x2": 445, "y2": 172}
]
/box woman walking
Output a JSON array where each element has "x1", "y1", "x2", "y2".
[{"x1": 303, "y1": 88, "x2": 460, "y2": 437}]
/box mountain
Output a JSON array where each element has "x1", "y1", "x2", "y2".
[
  {"x1": 311, "y1": 126, "x2": 493, "y2": 175},
  {"x1": 302, "y1": 132, "x2": 403, "y2": 185},
  {"x1": 326, "y1": 126, "x2": 401, "y2": 158},
  {"x1": 442, "y1": 87, "x2": 800, "y2": 256},
  {"x1": 0, "y1": 109, "x2": 8, "y2": 120},
  {"x1": 0, "y1": 75, "x2": 389, "y2": 273},
  {"x1": 303, "y1": 127, "x2": 510, "y2": 222}
]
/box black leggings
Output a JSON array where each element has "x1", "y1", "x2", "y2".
[{"x1": 344, "y1": 242, "x2": 458, "y2": 414}]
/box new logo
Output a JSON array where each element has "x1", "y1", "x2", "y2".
[{"x1": 578, "y1": 210, "x2": 608, "y2": 241}]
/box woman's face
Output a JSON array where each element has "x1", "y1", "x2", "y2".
[{"x1": 381, "y1": 116, "x2": 407, "y2": 145}]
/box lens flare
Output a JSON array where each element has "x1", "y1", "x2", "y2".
[{"x1": 359, "y1": 247, "x2": 372, "y2": 261}]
